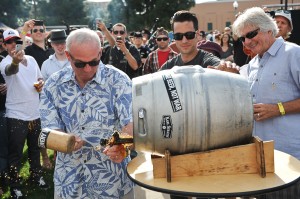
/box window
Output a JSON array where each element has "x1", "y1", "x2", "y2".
[{"x1": 207, "y1": 23, "x2": 213, "y2": 31}]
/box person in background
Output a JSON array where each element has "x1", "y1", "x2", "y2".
[
  {"x1": 232, "y1": 7, "x2": 300, "y2": 199},
  {"x1": 220, "y1": 33, "x2": 234, "y2": 61},
  {"x1": 132, "y1": 31, "x2": 151, "y2": 75},
  {"x1": 39, "y1": 28, "x2": 134, "y2": 199},
  {"x1": 143, "y1": 27, "x2": 177, "y2": 74},
  {"x1": 20, "y1": 19, "x2": 54, "y2": 68},
  {"x1": 0, "y1": 31, "x2": 8, "y2": 61},
  {"x1": 274, "y1": 10, "x2": 293, "y2": 41},
  {"x1": 41, "y1": 29, "x2": 69, "y2": 81},
  {"x1": 0, "y1": 32, "x2": 8, "y2": 195},
  {"x1": 101, "y1": 23, "x2": 141, "y2": 79},
  {"x1": 197, "y1": 39, "x2": 222, "y2": 58},
  {"x1": 0, "y1": 29, "x2": 49, "y2": 199}
]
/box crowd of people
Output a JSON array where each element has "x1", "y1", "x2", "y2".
[{"x1": 0, "y1": 6, "x2": 299, "y2": 199}]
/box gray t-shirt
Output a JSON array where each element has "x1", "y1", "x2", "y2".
[{"x1": 160, "y1": 49, "x2": 220, "y2": 70}]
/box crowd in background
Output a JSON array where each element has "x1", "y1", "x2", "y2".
[{"x1": 0, "y1": 6, "x2": 299, "y2": 199}]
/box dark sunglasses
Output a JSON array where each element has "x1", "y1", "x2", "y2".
[
  {"x1": 173, "y1": 31, "x2": 196, "y2": 40},
  {"x1": 32, "y1": 29, "x2": 45, "y2": 33},
  {"x1": 113, "y1": 30, "x2": 125, "y2": 35},
  {"x1": 239, "y1": 28, "x2": 260, "y2": 42},
  {"x1": 5, "y1": 39, "x2": 18, "y2": 44},
  {"x1": 69, "y1": 53, "x2": 101, "y2": 68},
  {"x1": 156, "y1": 37, "x2": 168, "y2": 42}
]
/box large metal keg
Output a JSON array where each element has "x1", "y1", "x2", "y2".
[{"x1": 133, "y1": 65, "x2": 253, "y2": 156}]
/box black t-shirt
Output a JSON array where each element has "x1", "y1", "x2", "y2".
[
  {"x1": 102, "y1": 41, "x2": 142, "y2": 79},
  {"x1": 160, "y1": 49, "x2": 220, "y2": 70},
  {"x1": 24, "y1": 43, "x2": 54, "y2": 68},
  {"x1": 0, "y1": 50, "x2": 8, "y2": 63},
  {"x1": 233, "y1": 39, "x2": 249, "y2": 66},
  {"x1": 0, "y1": 73, "x2": 6, "y2": 111}
]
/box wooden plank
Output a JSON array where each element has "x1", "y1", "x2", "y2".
[
  {"x1": 152, "y1": 141, "x2": 274, "y2": 178},
  {"x1": 253, "y1": 136, "x2": 266, "y2": 177}
]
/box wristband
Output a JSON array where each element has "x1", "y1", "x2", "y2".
[
  {"x1": 11, "y1": 61, "x2": 19, "y2": 66},
  {"x1": 21, "y1": 31, "x2": 27, "y2": 35},
  {"x1": 277, "y1": 102, "x2": 285, "y2": 115}
]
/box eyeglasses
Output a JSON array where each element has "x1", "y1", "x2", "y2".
[
  {"x1": 239, "y1": 28, "x2": 260, "y2": 42},
  {"x1": 113, "y1": 30, "x2": 125, "y2": 35},
  {"x1": 69, "y1": 53, "x2": 101, "y2": 68},
  {"x1": 5, "y1": 39, "x2": 18, "y2": 44},
  {"x1": 173, "y1": 32, "x2": 196, "y2": 40},
  {"x1": 156, "y1": 37, "x2": 168, "y2": 42},
  {"x1": 32, "y1": 29, "x2": 44, "y2": 33}
]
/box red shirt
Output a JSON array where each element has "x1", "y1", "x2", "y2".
[{"x1": 158, "y1": 49, "x2": 171, "y2": 68}]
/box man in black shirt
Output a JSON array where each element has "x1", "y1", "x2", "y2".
[
  {"x1": 101, "y1": 23, "x2": 141, "y2": 79},
  {"x1": 20, "y1": 19, "x2": 54, "y2": 68},
  {"x1": 161, "y1": 11, "x2": 235, "y2": 72}
]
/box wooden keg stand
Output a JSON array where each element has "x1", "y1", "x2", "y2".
[{"x1": 152, "y1": 136, "x2": 274, "y2": 182}]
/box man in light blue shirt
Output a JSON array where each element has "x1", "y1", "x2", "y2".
[
  {"x1": 233, "y1": 7, "x2": 300, "y2": 199},
  {"x1": 41, "y1": 29, "x2": 69, "y2": 81},
  {"x1": 39, "y1": 28, "x2": 134, "y2": 199}
]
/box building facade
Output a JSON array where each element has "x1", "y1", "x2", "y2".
[{"x1": 190, "y1": 0, "x2": 300, "y2": 33}]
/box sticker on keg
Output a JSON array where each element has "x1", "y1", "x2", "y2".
[
  {"x1": 161, "y1": 115, "x2": 173, "y2": 138},
  {"x1": 38, "y1": 129, "x2": 50, "y2": 148},
  {"x1": 162, "y1": 74, "x2": 182, "y2": 112}
]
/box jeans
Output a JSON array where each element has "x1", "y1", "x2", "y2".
[{"x1": 7, "y1": 118, "x2": 42, "y2": 188}]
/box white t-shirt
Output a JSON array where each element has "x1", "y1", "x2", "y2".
[{"x1": 0, "y1": 55, "x2": 42, "y2": 121}]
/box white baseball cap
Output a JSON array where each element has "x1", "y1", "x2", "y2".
[
  {"x1": 275, "y1": 10, "x2": 293, "y2": 31},
  {"x1": 3, "y1": 29, "x2": 21, "y2": 41}
]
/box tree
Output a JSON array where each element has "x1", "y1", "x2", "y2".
[
  {"x1": 107, "y1": 0, "x2": 195, "y2": 32},
  {"x1": 0, "y1": 0, "x2": 31, "y2": 28},
  {"x1": 38, "y1": 0, "x2": 88, "y2": 26}
]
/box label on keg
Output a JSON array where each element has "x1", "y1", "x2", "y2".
[
  {"x1": 162, "y1": 74, "x2": 182, "y2": 112},
  {"x1": 38, "y1": 129, "x2": 50, "y2": 148},
  {"x1": 161, "y1": 115, "x2": 173, "y2": 138}
]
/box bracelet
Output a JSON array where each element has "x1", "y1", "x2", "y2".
[
  {"x1": 277, "y1": 102, "x2": 285, "y2": 115},
  {"x1": 21, "y1": 30, "x2": 27, "y2": 35},
  {"x1": 11, "y1": 61, "x2": 19, "y2": 66}
]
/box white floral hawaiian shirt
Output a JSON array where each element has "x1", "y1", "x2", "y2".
[{"x1": 39, "y1": 62, "x2": 134, "y2": 199}]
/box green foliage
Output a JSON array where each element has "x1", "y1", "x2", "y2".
[
  {"x1": 2, "y1": 147, "x2": 55, "y2": 199},
  {"x1": 107, "y1": 0, "x2": 195, "y2": 31},
  {"x1": 0, "y1": 0, "x2": 31, "y2": 28},
  {"x1": 38, "y1": 0, "x2": 88, "y2": 26}
]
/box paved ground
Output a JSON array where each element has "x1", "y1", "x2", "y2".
[{"x1": 135, "y1": 185, "x2": 170, "y2": 199}]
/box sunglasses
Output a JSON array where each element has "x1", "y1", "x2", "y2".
[
  {"x1": 5, "y1": 39, "x2": 18, "y2": 44},
  {"x1": 173, "y1": 31, "x2": 196, "y2": 40},
  {"x1": 69, "y1": 53, "x2": 101, "y2": 68},
  {"x1": 32, "y1": 29, "x2": 45, "y2": 33},
  {"x1": 156, "y1": 37, "x2": 168, "y2": 42},
  {"x1": 239, "y1": 28, "x2": 260, "y2": 42},
  {"x1": 113, "y1": 30, "x2": 125, "y2": 35}
]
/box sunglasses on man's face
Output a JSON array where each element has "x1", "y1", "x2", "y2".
[
  {"x1": 32, "y1": 29, "x2": 45, "y2": 33},
  {"x1": 156, "y1": 37, "x2": 168, "y2": 42},
  {"x1": 5, "y1": 39, "x2": 18, "y2": 44},
  {"x1": 239, "y1": 28, "x2": 260, "y2": 42},
  {"x1": 69, "y1": 53, "x2": 101, "y2": 68},
  {"x1": 173, "y1": 31, "x2": 196, "y2": 40},
  {"x1": 113, "y1": 30, "x2": 125, "y2": 35}
]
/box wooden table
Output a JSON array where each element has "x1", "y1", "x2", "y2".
[{"x1": 127, "y1": 150, "x2": 300, "y2": 197}]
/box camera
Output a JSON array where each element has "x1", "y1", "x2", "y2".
[
  {"x1": 116, "y1": 36, "x2": 122, "y2": 41},
  {"x1": 95, "y1": 18, "x2": 102, "y2": 30},
  {"x1": 15, "y1": 40, "x2": 23, "y2": 52},
  {"x1": 34, "y1": 20, "x2": 44, "y2": 26}
]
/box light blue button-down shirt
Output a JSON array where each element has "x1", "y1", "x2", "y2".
[
  {"x1": 248, "y1": 37, "x2": 300, "y2": 159},
  {"x1": 39, "y1": 62, "x2": 134, "y2": 198}
]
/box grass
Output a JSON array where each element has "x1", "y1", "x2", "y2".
[{"x1": 2, "y1": 145, "x2": 55, "y2": 199}]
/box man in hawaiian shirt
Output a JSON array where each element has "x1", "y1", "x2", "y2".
[{"x1": 39, "y1": 28, "x2": 134, "y2": 199}]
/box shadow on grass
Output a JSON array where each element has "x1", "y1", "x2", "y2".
[{"x1": 2, "y1": 146, "x2": 55, "y2": 199}]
